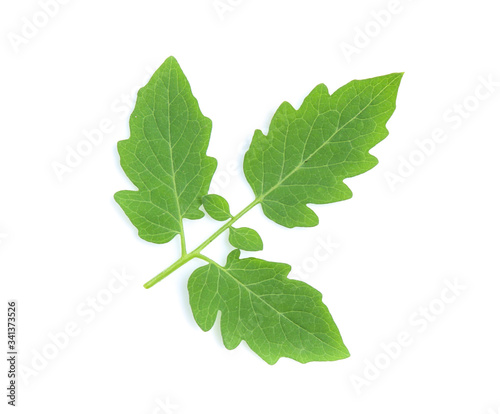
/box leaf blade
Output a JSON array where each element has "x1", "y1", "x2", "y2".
[
  {"x1": 228, "y1": 227, "x2": 263, "y2": 251},
  {"x1": 115, "y1": 57, "x2": 217, "y2": 243},
  {"x1": 202, "y1": 194, "x2": 232, "y2": 221},
  {"x1": 243, "y1": 73, "x2": 403, "y2": 228},
  {"x1": 188, "y1": 250, "x2": 349, "y2": 364}
]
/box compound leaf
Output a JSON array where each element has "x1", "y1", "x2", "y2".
[
  {"x1": 244, "y1": 73, "x2": 403, "y2": 228},
  {"x1": 188, "y1": 250, "x2": 349, "y2": 364},
  {"x1": 115, "y1": 57, "x2": 217, "y2": 243},
  {"x1": 114, "y1": 58, "x2": 403, "y2": 364},
  {"x1": 202, "y1": 194, "x2": 232, "y2": 221},
  {"x1": 228, "y1": 226, "x2": 263, "y2": 251}
]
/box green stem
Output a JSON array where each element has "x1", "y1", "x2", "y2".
[
  {"x1": 143, "y1": 197, "x2": 261, "y2": 289},
  {"x1": 179, "y1": 226, "x2": 187, "y2": 255},
  {"x1": 143, "y1": 251, "x2": 196, "y2": 289},
  {"x1": 192, "y1": 197, "x2": 261, "y2": 254},
  {"x1": 195, "y1": 254, "x2": 218, "y2": 266}
]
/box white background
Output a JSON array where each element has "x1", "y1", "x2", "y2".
[{"x1": 1, "y1": 0, "x2": 499, "y2": 413}]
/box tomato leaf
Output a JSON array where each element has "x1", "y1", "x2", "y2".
[
  {"x1": 202, "y1": 194, "x2": 232, "y2": 221},
  {"x1": 228, "y1": 226, "x2": 263, "y2": 251},
  {"x1": 188, "y1": 250, "x2": 349, "y2": 364},
  {"x1": 115, "y1": 57, "x2": 403, "y2": 364},
  {"x1": 243, "y1": 73, "x2": 403, "y2": 228},
  {"x1": 115, "y1": 57, "x2": 217, "y2": 244}
]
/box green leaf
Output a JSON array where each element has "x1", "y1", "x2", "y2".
[
  {"x1": 114, "y1": 57, "x2": 217, "y2": 243},
  {"x1": 228, "y1": 226, "x2": 263, "y2": 251},
  {"x1": 115, "y1": 59, "x2": 403, "y2": 364},
  {"x1": 243, "y1": 73, "x2": 403, "y2": 228},
  {"x1": 188, "y1": 250, "x2": 349, "y2": 364},
  {"x1": 202, "y1": 194, "x2": 232, "y2": 221}
]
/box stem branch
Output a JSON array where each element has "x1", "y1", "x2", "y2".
[{"x1": 143, "y1": 198, "x2": 261, "y2": 289}]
